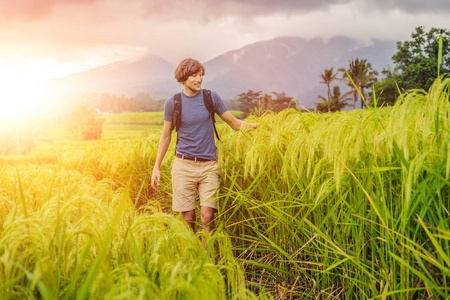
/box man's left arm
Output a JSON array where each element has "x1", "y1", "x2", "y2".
[{"x1": 219, "y1": 111, "x2": 258, "y2": 131}]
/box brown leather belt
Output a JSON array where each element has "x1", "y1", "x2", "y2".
[{"x1": 175, "y1": 153, "x2": 216, "y2": 162}]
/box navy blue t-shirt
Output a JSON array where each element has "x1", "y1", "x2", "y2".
[{"x1": 164, "y1": 89, "x2": 228, "y2": 160}]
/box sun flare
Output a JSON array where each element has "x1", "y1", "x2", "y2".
[
  {"x1": 0, "y1": 69, "x2": 58, "y2": 128},
  {"x1": 0, "y1": 83, "x2": 49, "y2": 125}
]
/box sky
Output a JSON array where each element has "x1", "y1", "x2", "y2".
[{"x1": 0, "y1": 0, "x2": 449, "y2": 120}]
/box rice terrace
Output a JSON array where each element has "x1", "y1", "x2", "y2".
[{"x1": 0, "y1": 74, "x2": 448, "y2": 299}]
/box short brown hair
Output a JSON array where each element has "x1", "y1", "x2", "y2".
[{"x1": 174, "y1": 58, "x2": 205, "y2": 83}]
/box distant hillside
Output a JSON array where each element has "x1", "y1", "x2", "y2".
[
  {"x1": 203, "y1": 36, "x2": 397, "y2": 108},
  {"x1": 43, "y1": 36, "x2": 397, "y2": 109},
  {"x1": 44, "y1": 54, "x2": 177, "y2": 99}
]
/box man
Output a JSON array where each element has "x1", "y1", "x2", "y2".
[{"x1": 151, "y1": 58, "x2": 258, "y2": 233}]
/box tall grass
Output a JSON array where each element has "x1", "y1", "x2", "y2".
[
  {"x1": 0, "y1": 164, "x2": 267, "y2": 299},
  {"x1": 1, "y1": 77, "x2": 449, "y2": 298},
  {"x1": 217, "y1": 76, "x2": 450, "y2": 298}
]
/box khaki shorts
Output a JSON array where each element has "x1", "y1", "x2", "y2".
[{"x1": 171, "y1": 157, "x2": 220, "y2": 212}]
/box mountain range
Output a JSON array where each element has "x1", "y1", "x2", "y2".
[{"x1": 45, "y1": 36, "x2": 397, "y2": 109}]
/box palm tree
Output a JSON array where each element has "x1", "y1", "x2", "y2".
[
  {"x1": 339, "y1": 58, "x2": 378, "y2": 109},
  {"x1": 316, "y1": 85, "x2": 350, "y2": 112},
  {"x1": 358, "y1": 63, "x2": 378, "y2": 108},
  {"x1": 319, "y1": 68, "x2": 338, "y2": 112}
]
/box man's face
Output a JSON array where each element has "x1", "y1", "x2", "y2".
[{"x1": 184, "y1": 72, "x2": 203, "y2": 94}]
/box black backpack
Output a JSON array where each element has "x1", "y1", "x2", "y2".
[{"x1": 171, "y1": 89, "x2": 220, "y2": 141}]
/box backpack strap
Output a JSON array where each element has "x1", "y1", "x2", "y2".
[
  {"x1": 172, "y1": 93, "x2": 182, "y2": 154},
  {"x1": 202, "y1": 89, "x2": 220, "y2": 141},
  {"x1": 172, "y1": 93, "x2": 182, "y2": 132}
]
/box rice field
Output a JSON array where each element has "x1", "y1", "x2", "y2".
[
  {"x1": 0, "y1": 77, "x2": 449, "y2": 299},
  {"x1": 0, "y1": 138, "x2": 267, "y2": 299},
  {"x1": 103, "y1": 112, "x2": 165, "y2": 125}
]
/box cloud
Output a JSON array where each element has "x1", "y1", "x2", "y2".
[
  {"x1": 358, "y1": 0, "x2": 450, "y2": 13},
  {"x1": 140, "y1": 0, "x2": 352, "y2": 21},
  {"x1": 0, "y1": 0, "x2": 352, "y2": 25},
  {"x1": 0, "y1": 0, "x2": 96, "y2": 22},
  {"x1": 2, "y1": 0, "x2": 450, "y2": 83}
]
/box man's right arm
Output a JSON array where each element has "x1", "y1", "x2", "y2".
[{"x1": 151, "y1": 120, "x2": 173, "y2": 191}]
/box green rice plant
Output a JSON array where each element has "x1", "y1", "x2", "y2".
[
  {"x1": 0, "y1": 164, "x2": 268, "y2": 299},
  {"x1": 2, "y1": 77, "x2": 449, "y2": 298},
  {"x1": 37, "y1": 135, "x2": 174, "y2": 210},
  {"x1": 217, "y1": 77, "x2": 450, "y2": 298}
]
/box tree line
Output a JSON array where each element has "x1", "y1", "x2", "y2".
[
  {"x1": 235, "y1": 90, "x2": 299, "y2": 117},
  {"x1": 316, "y1": 26, "x2": 450, "y2": 112},
  {"x1": 71, "y1": 92, "x2": 165, "y2": 114}
]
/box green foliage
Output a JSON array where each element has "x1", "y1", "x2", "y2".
[
  {"x1": 339, "y1": 58, "x2": 378, "y2": 109},
  {"x1": 370, "y1": 66, "x2": 401, "y2": 106},
  {"x1": 317, "y1": 78, "x2": 350, "y2": 112},
  {"x1": 237, "y1": 90, "x2": 296, "y2": 117},
  {"x1": 318, "y1": 68, "x2": 339, "y2": 112},
  {"x1": 66, "y1": 105, "x2": 104, "y2": 140},
  {"x1": 237, "y1": 90, "x2": 262, "y2": 117},
  {"x1": 371, "y1": 27, "x2": 450, "y2": 107},
  {"x1": 391, "y1": 26, "x2": 450, "y2": 91},
  {"x1": 438, "y1": 34, "x2": 444, "y2": 76},
  {"x1": 315, "y1": 97, "x2": 348, "y2": 113},
  {"x1": 271, "y1": 92, "x2": 297, "y2": 113}
]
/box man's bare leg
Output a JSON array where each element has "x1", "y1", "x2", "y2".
[
  {"x1": 200, "y1": 206, "x2": 218, "y2": 251},
  {"x1": 200, "y1": 206, "x2": 216, "y2": 233},
  {"x1": 182, "y1": 209, "x2": 196, "y2": 231}
]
